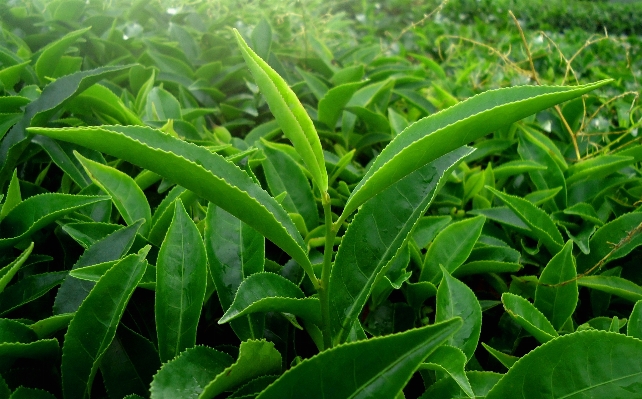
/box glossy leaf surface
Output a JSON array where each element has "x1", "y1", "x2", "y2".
[
  {"x1": 486, "y1": 331, "x2": 642, "y2": 399},
  {"x1": 420, "y1": 215, "x2": 485, "y2": 283},
  {"x1": 150, "y1": 346, "x2": 234, "y2": 399},
  {"x1": 256, "y1": 318, "x2": 462, "y2": 399},
  {"x1": 61, "y1": 248, "x2": 148, "y2": 399},
  {"x1": 329, "y1": 147, "x2": 472, "y2": 344},
  {"x1": 342, "y1": 80, "x2": 611, "y2": 221},
  {"x1": 435, "y1": 269, "x2": 482, "y2": 360},
  {"x1": 0, "y1": 194, "x2": 109, "y2": 248},
  {"x1": 220, "y1": 272, "x2": 321, "y2": 325},
  {"x1": 205, "y1": 205, "x2": 265, "y2": 341},
  {"x1": 234, "y1": 30, "x2": 327, "y2": 192},
  {"x1": 489, "y1": 187, "x2": 564, "y2": 254},
  {"x1": 502, "y1": 292, "x2": 558, "y2": 344},
  {"x1": 0, "y1": 65, "x2": 132, "y2": 185},
  {"x1": 29, "y1": 125, "x2": 314, "y2": 283},
  {"x1": 534, "y1": 241, "x2": 578, "y2": 329},
  {"x1": 577, "y1": 275, "x2": 642, "y2": 303},
  {"x1": 422, "y1": 345, "x2": 473, "y2": 397},
  {"x1": 75, "y1": 152, "x2": 152, "y2": 236},
  {"x1": 156, "y1": 200, "x2": 207, "y2": 362},
  {"x1": 199, "y1": 340, "x2": 281, "y2": 399}
]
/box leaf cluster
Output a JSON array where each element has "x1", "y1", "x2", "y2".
[{"x1": 0, "y1": 1, "x2": 640, "y2": 398}]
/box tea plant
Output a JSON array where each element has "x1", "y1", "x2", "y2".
[{"x1": 0, "y1": 0, "x2": 641, "y2": 398}]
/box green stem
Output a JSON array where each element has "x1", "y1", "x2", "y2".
[{"x1": 319, "y1": 191, "x2": 337, "y2": 350}]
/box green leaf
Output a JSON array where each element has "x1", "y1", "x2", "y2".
[
  {"x1": 501, "y1": 292, "x2": 558, "y2": 344},
  {"x1": 0, "y1": 376, "x2": 8, "y2": 399},
  {"x1": 296, "y1": 67, "x2": 328, "y2": 101},
  {"x1": 234, "y1": 29, "x2": 327, "y2": 192},
  {"x1": 329, "y1": 147, "x2": 472, "y2": 345},
  {"x1": 67, "y1": 83, "x2": 143, "y2": 126},
  {"x1": 148, "y1": 187, "x2": 198, "y2": 246},
  {"x1": 251, "y1": 18, "x2": 273, "y2": 60},
  {"x1": 534, "y1": 241, "x2": 578, "y2": 330},
  {"x1": 54, "y1": 220, "x2": 143, "y2": 314},
  {"x1": 517, "y1": 129, "x2": 567, "y2": 209},
  {"x1": 488, "y1": 187, "x2": 564, "y2": 254},
  {"x1": 61, "y1": 222, "x2": 122, "y2": 249},
  {"x1": 0, "y1": 272, "x2": 66, "y2": 316},
  {"x1": 0, "y1": 65, "x2": 132, "y2": 186},
  {"x1": 340, "y1": 80, "x2": 611, "y2": 223},
  {"x1": 576, "y1": 212, "x2": 642, "y2": 273},
  {"x1": 420, "y1": 371, "x2": 502, "y2": 399},
  {"x1": 75, "y1": 151, "x2": 152, "y2": 237},
  {"x1": 35, "y1": 27, "x2": 91, "y2": 84},
  {"x1": 577, "y1": 275, "x2": 642, "y2": 303},
  {"x1": 0, "y1": 193, "x2": 109, "y2": 249},
  {"x1": 0, "y1": 60, "x2": 29, "y2": 89},
  {"x1": 492, "y1": 160, "x2": 546, "y2": 180},
  {"x1": 482, "y1": 342, "x2": 519, "y2": 369},
  {"x1": 31, "y1": 136, "x2": 96, "y2": 188},
  {"x1": 219, "y1": 272, "x2": 321, "y2": 325},
  {"x1": 8, "y1": 387, "x2": 56, "y2": 399},
  {"x1": 61, "y1": 247, "x2": 149, "y2": 399},
  {"x1": 100, "y1": 326, "x2": 161, "y2": 399},
  {"x1": 261, "y1": 145, "x2": 318, "y2": 231},
  {"x1": 628, "y1": 300, "x2": 642, "y2": 340},
  {"x1": 0, "y1": 170, "x2": 21, "y2": 222},
  {"x1": 469, "y1": 207, "x2": 531, "y2": 235},
  {"x1": 566, "y1": 155, "x2": 635, "y2": 185},
  {"x1": 411, "y1": 215, "x2": 452, "y2": 248},
  {"x1": 29, "y1": 125, "x2": 314, "y2": 286},
  {"x1": 156, "y1": 200, "x2": 207, "y2": 363},
  {"x1": 199, "y1": 340, "x2": 281, "y2": 399},
  {"x1": 420, "y1": 215, "x2": 485, "y2": 283},
  {"x1": 435, "y1": 268, "x2": 482, "y2": 360},
  {"x1": 205, "y1": 205, "x2": 265, "y2": 341},
  {"x1": 318, "y1": 81, "x2": 365, "y2": 129},
  {"x1": 29, "y1": 313, "x2": 74, "y2": 339},
  {"x1": 453, "y1": 246, "x2": 522, "y2": 278},
  {"x1": 0, "y1": 242, "x2": 32, "y2": 293},
  {"x1": 145, "y1": 87, "x2": 182, "y2": 121},
  {"x1": 255, "y1": 318, "x2": 462, "y2": 399},
  {"x1": 229, "y1": 375, "x2": 279, "y2": 399},
  {"x1": 485, "y1": 331, "x2": 642, "y2": 399},
  {"x1": 421, "y1": 345, "x2": 474, "y2": 397},
  {"x1": 150, "y1": 346, "x2": 234, "y2": 399},
  {"x1": 0, "y1": 338, "x2": 59, "y2": 363}
]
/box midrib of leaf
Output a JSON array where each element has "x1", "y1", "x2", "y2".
[
  {"x1": 557, "y1": 371, "x2": 642, "y2": 399},
  {"x1": 175, "y1": 228, "x2": 186, "y2": 357},
  {"x1": 87, "y1": 254, "x2": 145, "y2": 396},
  {"x1": 345, "y1": 339, "x2": 434, "y2": 399},
  {"x1": 237, "y1": 219, "x2": 257, "y2": 339}
]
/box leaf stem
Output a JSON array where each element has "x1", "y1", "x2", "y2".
[{"x1": 319, "y1": 191, "x2": 336, "y2": 350}]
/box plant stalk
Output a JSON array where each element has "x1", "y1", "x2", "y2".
[{"x1": 319, "y1": 191, "x2": 337, "y2": 350}]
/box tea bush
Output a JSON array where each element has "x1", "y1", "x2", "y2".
[{"x1": 0, "y1": 0, "x2": 640, "y2": 398}]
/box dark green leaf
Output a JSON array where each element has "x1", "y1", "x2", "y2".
[
  {"x1": 420, "y1": 215, "x2": 485, "y2": 283},
  {"x1": 219, "y1": 272, "x2": 321, "y2": 325},
  {"x1": 435, "y1": 268, "x2": 482, "y2": 360},
  {"x1": 255, "y1": 318, "x2": 462, "y2": 399},
  {"x1": 156, "y1": 200, "x2": 207, "y2": 362},
  {"x1": 61, "y1": 247, "x2": 148, "y2": 399},
  {"x1": 486, "y1": 331, "x2": 642, "y2": 399},
  {"x1": 150, "y1": 346, "x2": 234, "y2": 399},
  {"x1": 534, "y1": 241, "x2": 578, "y2": 330},
  {"x1": 501, "y1": 292, "x2": 558, "y2": 344},
  {"x1": 205, "y1": 205, "x2": 265, "y2": 341},
  {"x1": 199, "y1": 340, "x2": 281, "y2": 399},
  {"x1": 329, "y1": 147, "x2": 471, "y2": 345}
]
